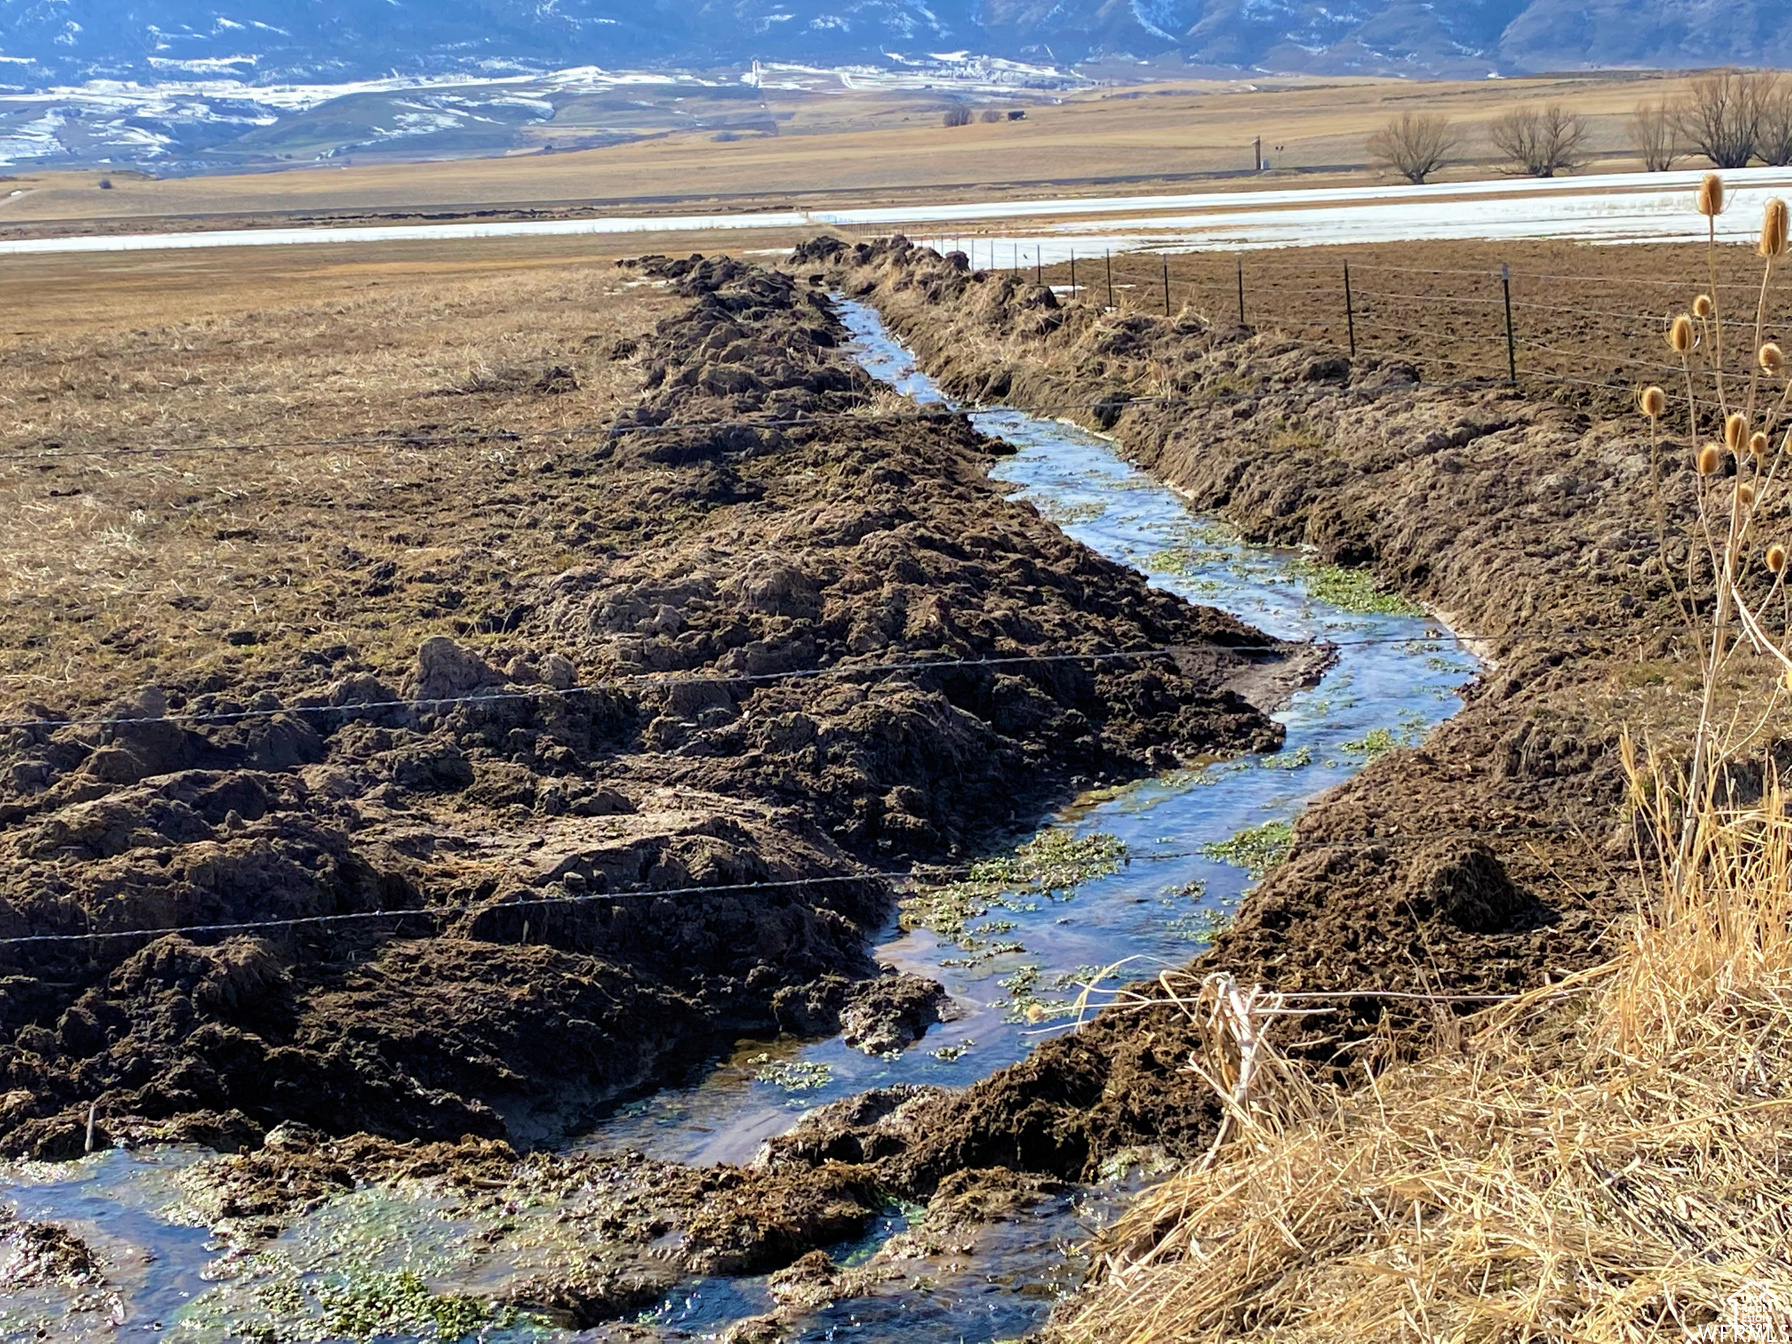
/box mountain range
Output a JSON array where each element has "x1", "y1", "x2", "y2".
[{"x1": 4, "y1": 0, "x2": 1792, "y2": 87}]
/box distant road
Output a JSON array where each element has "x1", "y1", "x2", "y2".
[{"x1": 5, "y1": 165, "x2": 1791, "y2": 259}]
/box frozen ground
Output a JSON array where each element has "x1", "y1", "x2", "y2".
[{"x1": 3, "y1": 163, "x2": 1786, "y2": 258}]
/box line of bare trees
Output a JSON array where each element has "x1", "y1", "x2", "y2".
[
  {"x1": 1367, "y1": 68, "x2": 1792, "y2": 185},
  {"x1": 1632, "y1": 69, "x2": 1792, "y2": 170},
  {"x1": 1368, "y1": 104, "x2": 1589, "y2": 184}
]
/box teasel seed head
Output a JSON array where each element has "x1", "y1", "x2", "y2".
[
  {"x1": 1752, "y1": 431, "x2": 1771, "y2": 459},
  {"x1": 1765, "y1": 199, "x2": 1791, "y2": 258},
  {"x1": 1763, "y1": 342, "x2": 1786, "y2": 373},
  {"x1": 1699, "y1": 172, "x2": 1726, "y2": 217},
  {"x1": 1639, "y1": 385, "x2": 1667, "y2": 418},
  {"x1": 1669, "y1": 314, "x2": 1695, "y2": 353},
  {"x1": 1699, "y1": 443, "x2": 1723, "y2": 475},
  {"x1": 1771, "y1": 544, "x2": 1788, "y2": 576},
  {"x1": 1694, "y1": 293, "x2": 1715, "y2": 319},
  {"x1": 1726, "y1": 411, "x2": 1749, "y2": 450},
  {"x1": 1739, "y1": 482, "x2": 1757, "y2": 507}
]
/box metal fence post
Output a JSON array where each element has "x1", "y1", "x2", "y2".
[
  {"x1": 1502, "y1": 263, "x2": 1517, "y2": 386},
  {"x1": 1344, "y1": 260, "x2": 1356, "y2": 357},
  {"x1": 1236, "y1": 257, "x2": 1246, "y2": 326},
  {"x1": 1163, "y1": 260, "x2": 1171, "y2": 316},
  {"x1": 1106, "y1": 249, "x2": 1113, "y2": 310}
]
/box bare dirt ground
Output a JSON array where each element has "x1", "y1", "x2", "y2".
[{"x1": 1064, "y1": 237, "x2": 1782, "y2": 420}]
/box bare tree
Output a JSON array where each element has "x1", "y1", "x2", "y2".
[
  {"x1": 942, "y1": 106, "x2": 972, "y2": 128},
  {"x1": 1367, "y1": 112, "x2": 1458, "y2": 184},
  {"x1": 1676, "y1": 69, "x2": 1770, "y2": 169},
  {"x1": 979, "y1": 108, "x2": 1005, "y2": 123},
  {"x1": 1629, "y1": 100, "x2": 1677, "y2": 171},
  {"x1": 1759, "y1": 80, "x2": 1792, "y2": 165},
  {"x1": 1489, "y1": 104, "x2": 1589, "y2": 177}
]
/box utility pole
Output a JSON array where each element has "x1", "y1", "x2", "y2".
[{"x1": 1254, "y1": 135, "x2": 1262, "y2": 172}]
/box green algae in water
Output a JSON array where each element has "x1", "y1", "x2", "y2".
[
  {"x1": 166, "y1": 1178, "x2": 558, "y2": 1344},
  {"x1": 1342, "y1": 726, "x2": 1401, "y2": 760},
  {"x1": 1202, "y1": 819, "x2": 1294, "y2": 878},
  {"x1": 750, "y1": 1054, "x2": 833, "y2": 1092},
  {"x1": 1286, "y1": 557, "x2": 1424, "y2": 616},
  {"x1": 1028, "y1": 496, "x2": 1107, "y2": 526},
  {"x1": 1259, "y1": 744, "x2": 1312, "y2": 771},
  {"x1": 901, "y1": 832, "x2": 1128, "y2": 940},
  {"x1": 1341, "y1": 719, "x2": 1427, "y2": 761},
  {"x1": 319, "y1": 1271, "x2": 514, "y2": 1341},
  {"x1": 1162, "y1": 906, "x2": 1237, "y2": 943},
  {"x1": 184, "y1": 1257, "x2": 540, "y2": 1344}
]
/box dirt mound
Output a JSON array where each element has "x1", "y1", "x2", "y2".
[
  {"x1": 0, "y1": 256, "x2": 1295, "y2": 1160},
  {"x1": 0, "y1": 1208, "x2": 103, "y2": 1291}
]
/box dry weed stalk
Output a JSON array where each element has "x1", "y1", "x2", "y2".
[
  {"x1": 1640, "y1": 174, "x2": 1792, "y2": 884},
  {"x1": 1054, "y1": 176, "x2": 1792, "y2": 1344},
  {"x1": 1059, "y1": 781, "x2": 1792, "y2": 1341}
]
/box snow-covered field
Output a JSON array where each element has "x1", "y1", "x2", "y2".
[{"x1": 3, "y1": 163, "x2": 1787, "y2": 258}]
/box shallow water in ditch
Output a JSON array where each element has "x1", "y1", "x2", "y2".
[{"x1": 0, "y1": 301, "x2": 1478, "y2": 1344}]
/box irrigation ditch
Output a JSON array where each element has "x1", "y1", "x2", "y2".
[{"x1": 0, "y1": 236, "x2": 1694, "y2": 1341}]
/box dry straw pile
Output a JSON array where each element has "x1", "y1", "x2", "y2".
[{"x1": 1054, "y1": 176, "x2": 1792, "y2": 1343}]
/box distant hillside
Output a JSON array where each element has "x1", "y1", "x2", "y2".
[{"x1": 5, "y1": 0, "x2": 1792, "y2": 85}]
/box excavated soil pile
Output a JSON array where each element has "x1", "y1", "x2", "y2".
[
  {"x1": 0, "y1": 255, "x2": 1294, "y2": 1165},
  {"x1": 769, "y1": 233, "x2": 1746, "y2": 1189}
]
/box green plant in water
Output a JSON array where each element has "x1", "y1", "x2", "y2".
[
  {"x1": 317, "y1": 1270, "x2": 508, "y2": 1341},
  {"x1": 902, "y1": 831, "x2": 1128, "y2": 939},
  {"x1": 1260, "y1": 745, "x2": 1313, "y2": 771},
  {"x1": 1342, "y1": 722, "x2": 1425, "y2": 760},
  {"x1": 1287, "y1": 556, "x2": 1423, "y2": 616},
  {"x1": 1163, "y1": 909, "x2": 1234, "y2": 943},
  {"x1": 1202, "y1": 819, "x2": 1294, "y2": 878},
  {"x1": 1031, "y1": 497, "x2": 1106, "y2": 526},
  {"x1": 749, "y1": 1055, "x2": 833, "y2": 1091}
]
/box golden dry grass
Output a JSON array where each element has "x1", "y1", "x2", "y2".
[
  {"x1": 1055, "y1": 769, "x2": 1792, "y2": 1341},
  {"x1": 0, "y1": 246, "x2": 675, "y2": 705}
]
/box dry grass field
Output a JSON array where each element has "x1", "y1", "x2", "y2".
[
  {"x1": 0, "y1": 69, "x2": 1713, "y2": 238},
  {"x1": 0, "y1": 242, "x2": 673, "y2": 708},
  {"x1": 3, "y1": 225, "x2": 1767, "y2": 714}
]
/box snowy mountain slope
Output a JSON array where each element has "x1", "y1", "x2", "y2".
[{"x1": 5, "y1": 0, "x2": 1791, "y2": 86}]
